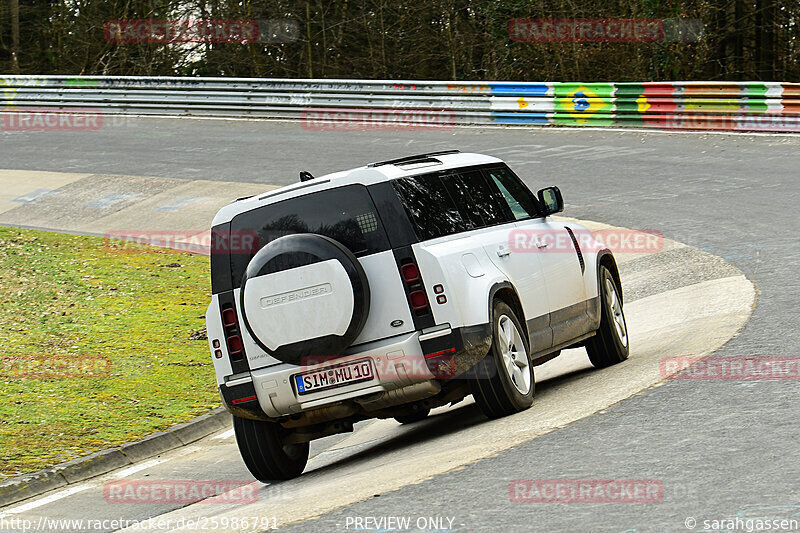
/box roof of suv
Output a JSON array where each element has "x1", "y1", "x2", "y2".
[{"x1": 212, "y1": 151, "x2": 503, "y2": 226}]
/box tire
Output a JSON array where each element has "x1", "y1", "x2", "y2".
[
  {"x1": 586, "y1": 265, "x2": 630, "y2": 368},
  {"x1": 233, "y1": 416, "x2": 309, "y2": 482},
  {"x1": 469, "y1": 300, "x2": 534, "y2": 419},
  {"x1": 394, "y1": 408, "x2": 431, "y2": 424}
]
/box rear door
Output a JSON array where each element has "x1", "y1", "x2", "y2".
[{"x1": 393, "y1": 168, "x2": 553, "y2": 353}]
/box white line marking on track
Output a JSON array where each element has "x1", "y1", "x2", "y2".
[
  {"x1": 112, "y1": 458, "x2": 167, "y2": 479},
  {"x1": 0, "y1": 485, "x2": 92, "y2": 515},
  {"x1": 213, "y1": 428, "x2": 235, "y2": 440}
]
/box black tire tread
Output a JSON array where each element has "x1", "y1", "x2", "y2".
[
  {"x1": 470, "y1": 301, "x2": 534, "y2": 419},
  {"x1": 233, "y1": 416, "x2": 309, "y2": 482},
  {"x1": 586, "y1": 265, "x2": 629, "y2": 369}
]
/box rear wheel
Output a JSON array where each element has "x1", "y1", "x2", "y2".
[
  {"x1": 470, "y1": 300, "x2": 534, "y2": 419},
  {"x1": 586, "y1": 265, "x2": 629, "y2": 368},
  {"x1": 233, "y1": 416, "x2": 309, "y2": 482},
  {"x1": 394, "y1": 408, "x2": 431, "y2": 424}
]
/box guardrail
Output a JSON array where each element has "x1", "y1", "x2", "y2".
[{"x1": 2, "y1": 75, "x2": 799, "y2": 133}]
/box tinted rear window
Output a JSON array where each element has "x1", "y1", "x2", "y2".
[
  {"x1": 446, "y1": 170, "x2": 508, "y2": 228},
  {"x1": 229, "y1": 184, "x2": 390, "y2": 287},
  {"x1": 392, "y1": 168, "x2": 514, "y2": 241},
  {"x1": 392, "y1": 173, "x2": 468, "y2": 241}
]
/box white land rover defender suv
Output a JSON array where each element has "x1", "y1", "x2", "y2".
[{"x1": 206, "y1": 150, "x2": 629, "y2": 482}]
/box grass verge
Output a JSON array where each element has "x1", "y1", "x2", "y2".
[{"x1": 0, "y1": 227, "x2": 218, "y2": 477}]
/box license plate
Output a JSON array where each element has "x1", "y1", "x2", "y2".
[{"x1": 294, "y1": 358, "x2": 374, "y2": 395}]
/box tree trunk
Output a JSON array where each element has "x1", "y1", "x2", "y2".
[
  {"x1": 734, "y1": 0, "x2": 745, "y2": 78},
  {"x1": 305, "y1": 0, "x2": 313, "y2": 78},
  {"x1": 762, "y1": 0, "x2": 776, "y2": 79},
  {"x1": 714, "y1": 0, "x2": 728, "y2": 79},
  {"x1": 10, "y1": 0, "x2": 20, "y2": 72}
]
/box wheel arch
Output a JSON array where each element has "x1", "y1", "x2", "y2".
[
  {"x1": 488, "y1": 282, "x2": 527, "y2": 338},
  {"x1": 597, "y1": 249, "x2": 622, "y2": 305}
]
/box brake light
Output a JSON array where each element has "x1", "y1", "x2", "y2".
[
  {"x1": 395, "y1": 251, "x2": 433, "y2": 324},
  {"x1": 222, "y1": 308, "x2": 237, "y2": 327},
  {"x1": 227, "y1": 335, "x2": 243, "y2": 355},
  {"x1": 401, "y1": 263, "x2": 420, "y2": 282},
  {"x1": 409, "y1": 290, "x2": 428, "y2": 310}
]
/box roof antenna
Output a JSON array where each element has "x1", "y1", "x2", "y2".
[{"x1": 299, "y1": 171, "x2": 315, "y2": 182}]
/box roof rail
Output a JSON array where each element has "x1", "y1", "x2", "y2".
[{"x1": 367, "y1": 150, "x2": 461, "y2": 168}]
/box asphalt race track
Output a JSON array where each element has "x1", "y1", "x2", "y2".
[{"x1": 1, "y1": 118, "x2": 798, "y2": 532}]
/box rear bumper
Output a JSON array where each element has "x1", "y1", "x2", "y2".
[{"x1": 219, "y1": 324, "x2": 492, "y2": 419}]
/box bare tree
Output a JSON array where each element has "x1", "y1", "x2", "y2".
[{"x1": 9, "y1": 0, "x2": 19, "y2": 72}]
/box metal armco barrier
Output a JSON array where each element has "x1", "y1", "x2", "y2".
[{"x1": 2, "y1": 75, "x2": 799, "y2": 133}]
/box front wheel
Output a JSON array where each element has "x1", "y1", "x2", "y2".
[
  {"x1": 233, "y1": 416, "x2": 309, "y2": 482},
  {"x1": 586, "y1": 265, "x2": 630, "y2": 368},
  {"x1": 469, "y1": 300, "x2": 534, "y2": 419}
]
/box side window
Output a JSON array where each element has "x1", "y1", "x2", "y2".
[
  {"x1": 484, "y1": 167, "x2": 541, "y2": 220},
  {"x1": 443, "y1": 170, "x2": 508, "y2": 228},
  {"x1": 393, "y1": 173, "x2": 468, "y2": 241}
]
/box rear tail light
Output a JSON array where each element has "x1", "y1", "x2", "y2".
[
  {"x1": 394, "y1": 249, "x2": 434, "y2": 327},
  {"x1": 219, "y1": 304, "x2": 246, "y2": 361},
  {"x1": 409, "y1": 290, "x2": 428, "y2": 310},
  {"x1": 227, "y1": 335, "x2": 243, "y2": 355},
  {"x1": 222, "y1": 308, "x2": 237, "y2": 327},
  {"x1": 401, "y1": 263, "x2": 420, "y2": 282}
]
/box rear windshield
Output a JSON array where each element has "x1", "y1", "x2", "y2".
[{"x1": 229, "y1": 184, "x2": 390, "y2": 287}]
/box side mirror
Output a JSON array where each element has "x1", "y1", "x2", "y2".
[{"x1": 537, "y1": 186, "x2": 564, "y2": 216}]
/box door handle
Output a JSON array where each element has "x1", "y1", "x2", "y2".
[
  {"x1": 497, "y1": 246, "x2": 511, "y2": 257},
  {"x1": 536, "y1": 241, "x2": 549, "y2": 249}
]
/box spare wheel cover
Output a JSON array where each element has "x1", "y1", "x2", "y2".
[{"x1": 239, "y1": 233, "x2": 370, "y2": 365}]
